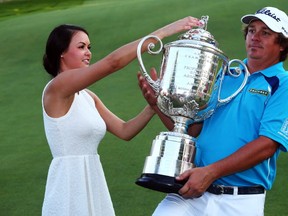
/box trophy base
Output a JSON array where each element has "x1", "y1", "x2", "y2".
[{"x1": 135, "y1": 173, "x2": 186, "y2": 194}]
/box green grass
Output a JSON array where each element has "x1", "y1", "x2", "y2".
[
  {"x1": 0, "y1": 0, "x2": 85, "y2": 20},
  {"x1": 0, "y1": 0, "x2": 288, "y2": 215}
]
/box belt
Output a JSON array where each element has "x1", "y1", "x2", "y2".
[{"x1": 207, "y1": 184, "x2": 265, "y2": 195}]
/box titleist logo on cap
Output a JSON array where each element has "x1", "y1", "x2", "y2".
[
  {"x1": 282, "y1": 27, "x2": 288, "y2": 35},
  {"x1": 256, "y1": 8, "x2": 281, "y2": 22}
]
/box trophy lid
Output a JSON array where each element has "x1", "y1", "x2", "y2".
[{"x1": 179, "y1": 16, "x2": 219, "y2": 47}]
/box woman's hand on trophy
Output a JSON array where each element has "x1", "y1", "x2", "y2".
[
  {"x1": 154, "y1": 16, "x2": 203, "y2": 39},
  {"x1": 137, "y1": 68, "x2": 175, "y2": 131},
  {"x1": 137, "y1": 68, "x2": 158, "y2": 107}
]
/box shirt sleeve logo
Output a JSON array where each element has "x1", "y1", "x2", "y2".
[{"x1": 279, "y1": 118, "x2": 288, "y2": 139}]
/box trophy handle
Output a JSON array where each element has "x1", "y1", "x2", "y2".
[
  {"x1": 218, "y1": 59, "x2": 250, "y2": 104},
  {"x1": 137, "y1": 35, "x2": 163, "y2": 93}
]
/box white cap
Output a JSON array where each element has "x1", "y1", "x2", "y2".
[{"x1": 241, "y1": 6, "x2": 288, "y2": 38}]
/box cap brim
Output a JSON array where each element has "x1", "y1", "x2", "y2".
[
  {"x1": 241, "y1": 14, "x2": 257, "y2": 24},
  {"x1": 241, "y1": 14, "x2": 282, "y2": 34}
]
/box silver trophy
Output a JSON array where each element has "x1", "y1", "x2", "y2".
[{"x1": 136, "y1": 16, "x2": 249, "y2": 193}]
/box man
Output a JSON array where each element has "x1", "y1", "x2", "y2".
[{"x1": 137, "y1": 6, "x2": 288, "y2": 216}]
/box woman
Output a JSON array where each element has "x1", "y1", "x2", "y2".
[{"x1": 41, "y1": 17, "x2": 201, "y2": 216}]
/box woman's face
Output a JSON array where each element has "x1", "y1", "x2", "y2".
[{"x1": 60, "y1": 31, "x2": 92, "y2": 72}]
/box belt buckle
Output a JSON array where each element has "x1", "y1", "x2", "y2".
[
  {"x1": 213, "y1": 185, "x2": 225, "y2": 194},
  {"x1": 217, "y1": 185, "x2": 224, "y2": 194}
]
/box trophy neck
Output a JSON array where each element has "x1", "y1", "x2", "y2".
[{"x1": 172, "y1": 116, "x2": 191, "y2": 134}]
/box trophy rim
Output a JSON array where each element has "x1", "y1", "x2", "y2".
[{"x1": 164, "y1": 40, "x2": 228, "y2": 62}]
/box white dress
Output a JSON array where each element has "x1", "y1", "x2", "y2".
[{"x1": 41, "y1": 87, "x2": 115, "y2": 216}]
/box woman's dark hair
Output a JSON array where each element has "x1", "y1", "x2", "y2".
[
  {"x1": 43, "y1": 24, "x2": 89, "y2": 77},
  {"x1": 242, "y1": 24, "x2": 288, "y2": 62}
]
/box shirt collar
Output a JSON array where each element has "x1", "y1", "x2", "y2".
[{"x1": 243, "y1": 58, "x2": 285, "y2": 77}]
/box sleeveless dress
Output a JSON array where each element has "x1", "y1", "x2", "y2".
[{"x1": 41, "y1": 86, "x2": 115, "y2": 216}]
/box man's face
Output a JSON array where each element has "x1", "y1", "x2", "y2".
[{"x1": 245, "y1": 20, "x2": 284, "y2": 64}]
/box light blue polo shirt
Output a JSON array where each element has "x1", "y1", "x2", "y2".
[{"x1": 195, "y1": 59, "x2": 288, "y2": 189}]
